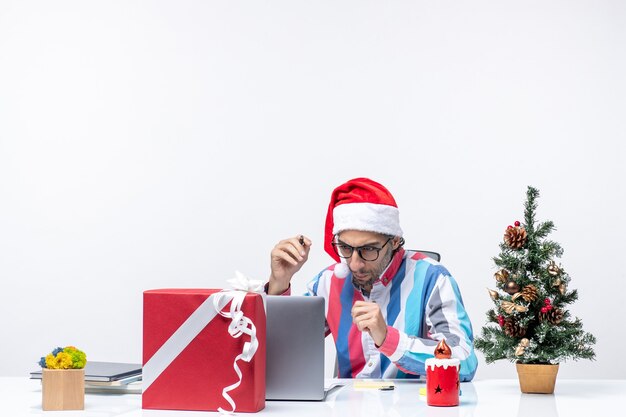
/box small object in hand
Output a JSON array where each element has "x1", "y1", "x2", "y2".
[{"x1": 299, "y1": 235, "x2": 305, "y2": 247}]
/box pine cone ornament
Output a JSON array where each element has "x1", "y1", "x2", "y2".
[
  {"x1": 539, "y1": 307, "x2": 564, "y2": 324},
  {"x1": 504, "y1": 226, "x2": 527, "y2": 249},
  {"x1": 512, "y1": 284, "x2": 538, "y2": 302},
  {"x1": 503, "y1": 317, "x2": 526, "y2": 337}
]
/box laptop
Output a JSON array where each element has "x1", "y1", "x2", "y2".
[{"x1": 265, "y1": 295, "x2": 328, "y2": 401}]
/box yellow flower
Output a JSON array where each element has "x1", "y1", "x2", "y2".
[
  {"x1": 44, "y1": 354, "x2": 56, "y2": 369},
  {"x1": 45, "y1": 352, "x2": 73, "y2": 369}
]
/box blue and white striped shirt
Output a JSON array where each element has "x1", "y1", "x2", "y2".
[{"x1": 307, "y1": 249, "x2": 478, "y2": 380}]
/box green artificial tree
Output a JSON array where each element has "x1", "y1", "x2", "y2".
[{"x1": 475, "y1": 186, "x2": 596, "y2": 366}]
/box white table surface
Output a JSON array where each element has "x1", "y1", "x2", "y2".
[{"x1": 1, "y1": 377, "x2": 623, "y2": 416}]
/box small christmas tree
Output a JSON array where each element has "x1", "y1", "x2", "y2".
[{"x1": 475, "y1": 186, "x2": 596, "y2": 365}]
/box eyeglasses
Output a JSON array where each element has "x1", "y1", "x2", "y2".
[{"x1": 331, "y1": 237, "x2": 392, "y2": 262}]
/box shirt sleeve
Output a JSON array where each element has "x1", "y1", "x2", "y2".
[
  {"x1": 263, "y1": 282, "x2": 291, "y2": 295},
  {"x1": 377, "y1": 273, "x2": 478, "y2": 381}
]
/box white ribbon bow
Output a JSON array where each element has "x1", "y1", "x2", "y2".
[
  {"x1": 213, "y1": 271, "x2": 264, "y2": 414},
  {"x1": 227, "y1": 270, "x2": 265, "y2": 293}
]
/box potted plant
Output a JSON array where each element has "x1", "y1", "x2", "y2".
[
  {"x1": 38, "y1": 346, "x2": 87, "y2": 410},
  {"x1": 474, "y1": 187, "x2": 596, "y2": 393}
]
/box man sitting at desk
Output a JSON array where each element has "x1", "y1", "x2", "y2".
[{"x1": 267, "y1": 177, "x2": 477, "y2": 381}]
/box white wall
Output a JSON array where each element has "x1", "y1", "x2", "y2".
[{"x1": 1, "y1": 1, "x2": 624, "y2": 379}]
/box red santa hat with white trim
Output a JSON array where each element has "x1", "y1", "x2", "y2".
[{"x1": 324, "y1": 178, "x2": 403, "y2": 276}]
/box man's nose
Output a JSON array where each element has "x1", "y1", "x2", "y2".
[{"x1": 348, "y1": 251, "x2": 365, "y2": 270}]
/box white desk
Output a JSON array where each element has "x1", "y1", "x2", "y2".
[{"x1": 1, "y1": 378, "x2": 623, "y2": 416}]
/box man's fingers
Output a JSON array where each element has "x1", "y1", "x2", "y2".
[
  {"x1": 352, "y1": 308, "x2": 371, "y2": 320},
  {"x1": 351, "y1": 302, "x2": 379, "y2": 318},
  {"x1": 275, "y1": 241, "x2": 304, "y2": 262},
  {"x1": 355, "y1": 317, "x2": 373, "y2": 333},
  {"x1": 272, "y1": 249, "x2": 299, "y2": 266},
  {"x1": 353, "y1": 311, "x2": 374, "y2": 325},
  {"x1": 278, "y1": 237, "x2": 307, "y2": 256},
  {"x1": 352, "y1": 304, "x2": 373, "y2": 313},
  {"x1": 351, "y1": 301, "x2": 386, "y2": 345},
  {"x1": 357, "y1": 321, "x2": 369, "y2": 332},
  {"x1": 352, "y1": 301, "x2": 377, "y2": 311}
]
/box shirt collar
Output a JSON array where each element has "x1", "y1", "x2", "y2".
[{"x1": 379, "y1": 248, "x2": 405, "y2": 287}]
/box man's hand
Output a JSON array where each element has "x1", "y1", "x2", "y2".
[
  {"x1": 268, "y1": 235, "x2": 311, "y2": 295},
  {"x1": 351, "y1": 301, "x2": 388, "y2": 346}
]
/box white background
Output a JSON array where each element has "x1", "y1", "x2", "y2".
[{"x1": 1, "y1": 1, "x2": 624, "y2": 380}]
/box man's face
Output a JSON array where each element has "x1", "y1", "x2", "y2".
[{"x1": 336, "y1": 230, "x2": 400, "y2": 287}]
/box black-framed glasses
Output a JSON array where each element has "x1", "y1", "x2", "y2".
[{"x1": 331, "y1": 237, "x2": 392, "y2": 262}]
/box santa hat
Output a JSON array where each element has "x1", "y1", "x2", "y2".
[{"x1": 324, "y1": 178, "x2": 403, "y2": 264}]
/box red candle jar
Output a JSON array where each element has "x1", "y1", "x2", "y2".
[
  {"x1": 425, "y1": 358, "x2": 460, "y2": 406},
  {"x1": 425, "y1": 339, "x2": 460, "y2": 407}
]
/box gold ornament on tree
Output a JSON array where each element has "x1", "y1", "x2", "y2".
[
  {"x1": 494, "y1": 269, "x2": 509, "y2": 283},
  {"x1": 500, "y1": 300, "x2": 528, "y2": 314},
  {"x1": 552, "y1": 277, "x2": 567, "y2": 295},
  {"x1": 504, "y1": 225, "x2": 527, "y2": 249},
  {"x1": 504, "y1": 281, "x2": 521, "y2": 295},
  {"x1": 547, "y1": 260, "x2": 561, "y2": 276},
  {"x1": 515, "y1": 338, "x2": 530, "y2": 356},
  {"x1": 487, "y1": 288, "x2": 499, "y2": 300}
]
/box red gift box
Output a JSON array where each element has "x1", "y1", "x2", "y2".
[{"x1": 142, "y1": 289, "x2": 266, "y2": 412}]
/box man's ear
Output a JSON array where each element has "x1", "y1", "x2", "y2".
[{"x1": 392, "y1": 236, "x2": 403, "y2": 250}]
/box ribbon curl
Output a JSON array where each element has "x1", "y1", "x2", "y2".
[{"x1": 213, "y1": 271, "x2": 264, "y2": 414}]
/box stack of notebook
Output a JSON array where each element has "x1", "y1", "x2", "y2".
[{"x1": 30, "y1": 361, "x2": 142, "y2": 394}]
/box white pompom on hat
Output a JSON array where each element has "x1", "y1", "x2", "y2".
[
  {"x1": 324, "y1": 178, "x2": 403, "y2": 266},
  {"x1": 333, "y1": 262, "x2": 350, "y2": 279}
]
